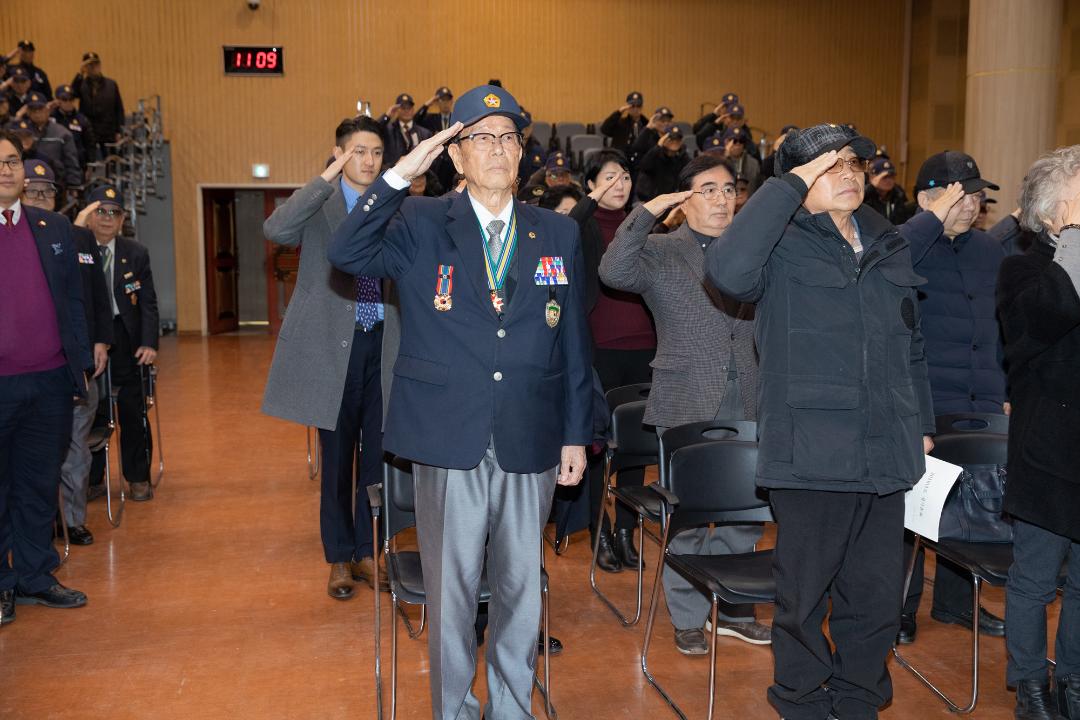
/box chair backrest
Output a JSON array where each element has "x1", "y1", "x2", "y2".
[
  {"x1": 557, "y1": 122, "x2": 587, "y2": 139},
  {"x1": 931, "y1": 412, "x2": 1010, "y2": 467},
  {"x1": 659, "y1": 419, "x2": 757, "y2": 487},
  {"x1": 381, "y1": 454, "x2": 417, "y2": 541},
  {"x1": 531, "y1": 121, "x2": 553, "y2": 149},
  {"x1": 571, "y1": 134, "x2": 604, "y2": 152},
  {"x1": 581, "y1": 147, "x2": 603, "y2": 169},
  {"x1": 609, "y1": 400, "x2": 659, "y2": 468},
  {"x1": 605, "y1": 382, "x2": 651, "y2": 411},
  {"x1": 667, "y1": 440, "x2": 771, "y2": 534},
  {"x1": 682, "y1": 136, "x2": 698, "y2": 157},
  {"x1": 935, "y1": 412, "x2": 1009, "y2": 436}
]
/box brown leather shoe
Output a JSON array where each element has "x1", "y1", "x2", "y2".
[
  {"x1": 129, "y1": 481, "x2": 153, "y2": 502},
  {"x1": 327, "y1": 562, "x2": 355, "y2": 600},
  {"x1": 350, "y1": 556, "x2": 389, "y2": 592}
]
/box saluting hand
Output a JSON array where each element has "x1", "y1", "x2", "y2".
[
  {"x1": 643, "y1": 190, "x2": 693, "y2": 219},
  {"x1": 927, "y1": 182, "x2": 966, "y2": 224},
  {"x1": 558, "y1": 445, "x2": 586, "y2": 486},
  {"x1": 75, "y1": 200, "x2": 100, "y2": 227},
  {"x1": 391, "y1": 122, "x2": 463, "y2": 182},
  {"x1": 791, "y1": 150, "x2": 839, "y2": 190},
  {"x1": 587, "y1": 172, "x2": 622, "y2": 204},
  {"x1": 320, "y1": 144, "x2": 357, "y2": 183},
  {"x1": 618, "y1": 103, "x2": 633, "y2": 116}
]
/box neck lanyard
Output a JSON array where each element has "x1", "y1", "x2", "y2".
[{"x1": 479, "y1": 209, "x2": 518, "y2": 292}]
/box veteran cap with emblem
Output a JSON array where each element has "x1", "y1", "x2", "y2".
[
  {"x1": 23, "y1": 159, "x2": 57, "y2": 186},
  {"x1": 7, "y1": 66, "x2": 30, "y2": 83},
  {"x1": 725, "y1": 103, "x2": 746, "y2": 120},
  {"x1": 870, "y1": 157, "x2": 896, "y2": 178},
  {"x1": 703, "y1": 132, "x2": 725, "y2": 152},
  {"x1": 545, "y1": 151, "x2": 570, "y2": 173},
  {"x1": 626, "y1": 91, "x2": 644, "y2": 107},
  {"x1": 7, "y1": 119, "x2": 33, "y2": 135},
  {"x1": 435, "y1": 86, "x2": 453, "y2": 100},
  {"x1": 88, "y1": 184, "x2": 124, "y2": 208},
  {"x1": 721, "y1": 92, "x2": 739, "y2": 106},
  {"x1": 395, "y1": 93, "x2": 415, "y2": 107},
  {"x1": 666, "y1": 126, "x2": 684, "y2": 142},
  {"x1": 25, "y1": 92, "x2": 48, "y2": 109},
  {"x1": 18, "y1": 40, "x2": 36, "y2": 51},
  {"x1": 722, "y1": 125, "x2": 748, "y2": 144},
  {"x1": 449, "y1": 84, "x2": 530, "y2": 132},
  {"x1": 915, "y1": 150, "x2": 1000, "y2": 194},
  {"x1": 55, "y1": 84, "x2": 75, "y2": 101},
  {"x1": 82, "y1": 51, "x2": 101, "y2": 64}
]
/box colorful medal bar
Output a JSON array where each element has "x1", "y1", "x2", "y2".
[{"x1": 434, "y1": 264, "x2": 453, "y2": 311}]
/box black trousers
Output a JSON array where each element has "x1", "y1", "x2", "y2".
[
  {"x1": 0, "y1": 366, "x2": 73, "y2": 593},
  {"x1": 90, "y1": 319, "x2": 151, "y2": 486},
  {"x1": 769, "y1": 489, "x2": 905, "y2": 720},
  {"x1": 590, "y1": 347, "x2": 653, "y2": 533},
  {"x1": 318, "y1": 325, "x2": 383, "y2": 564},
  {"x1": 902, "y1": 535, "x2": 973, "y2": 617}
]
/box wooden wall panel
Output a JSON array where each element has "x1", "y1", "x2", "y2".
[{"x1": 3, "y1": 0, "x2": 910, "y2": 332}]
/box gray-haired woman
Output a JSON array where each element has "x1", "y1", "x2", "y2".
[{"x1": 996, "y1": 144, "x2": 1080, "y2": 720}]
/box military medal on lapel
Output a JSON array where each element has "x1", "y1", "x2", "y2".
[
  {"x1": 434, "y1": 264, "x2": 454, "y2": 311},
  {"x1": 545, "y1": 293, "x2": 561, "y2": 328}
]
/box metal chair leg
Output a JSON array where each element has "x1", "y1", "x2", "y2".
[
  {"x1": 533, "y1": 577, "x2": 558, "y2": 720},
  {"x1": 144, "y1": 366, "x2": 164, "y2": 489},
  {"x1": 399, "y1": 600, "x2": 425, "y2": 640},
  {"x1": 307, "y1": 426, "x2": 320, "y2": 480},
  {"x1": 589, "y1": 454, "x2": 649, "y2": 626},
  {"x1": 104, "y1": 439, "x2": 125, "y2": 528},
  {"x1": 707, "y1": 596, "x2": 719, "y2": 720},
  {"x1": 390, "y1": 591, "x2": 399, "y2": 720},
  {"x1": 893, "y1": 556, "x2": 982, "y2": 714},
  {"x1": 56, "y1": 488, "x2": 70, "y2": 567},
  {"x1": 640, "y1": 522, "x2": 689, "y2": 720},
  {"x1": 372, "y1": 527, "x2": 384, "y2": 720}
]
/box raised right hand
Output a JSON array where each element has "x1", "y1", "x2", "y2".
[
  {"x1": 927, "y1": 182, "x2": 966, "y2": 224},
  {"x1": 643, "y1": 190, "x2": 693, "y2": 218},
  {"x1": 588, "y1": 172, "x2": 621, "y2": 203},
  {"x1": 391, "y1": 122, "x2": 463, "y2": 182},
  {"x1": 385, "y1": 104, "x2": 401, "y2": 121},
  {"x1": 791, "y1": 150, "x2": 839, "y2": 189},
  {"x1": 75, "y1": 200, "x2": 100, "y2": 227},
  {"x1": 618, "y1": 104, "x2": 632, "y2": 115},
  {"x1": 320, "y1": 144, "x2": 357, "y2": 183}
]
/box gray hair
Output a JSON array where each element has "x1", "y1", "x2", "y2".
[{"x1": 1019, "y1": 144, "x2": 1080, "y2": 232}]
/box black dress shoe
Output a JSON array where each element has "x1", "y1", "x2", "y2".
[
  {"x1": 592, "y1": 529, "x2": 622, "y2": 574},
  {"x1": 1, "y1": 590, "x2": 14, "y2": 625},
  {"x1": 930, "y1": 605, "x2": 1005, "y2": 637},
  {"x1": 15, "y1": 583, "x2": 87, "y2": 609},
  {"x1": 537, "y1": 634, "x2": 562, "y2": 656},
  {"x1": 1015, "y1": 678, "x2": 1059, "y2": 719},
  {"x1": 129, "y1": 481, "x2": 153, "y2": 502},
  {"x1": 67, "y1": 525, "x2": 94, "y2": 546},
  {"x1": 613, "y1": 528, "x2": 642, "y2": 568},
  {"x1": 897, "y1": 612, "x2": 917, "y2": 645},
  {"x1": 1059, "y1": 674, "x2": 1080, "y2": 719}
]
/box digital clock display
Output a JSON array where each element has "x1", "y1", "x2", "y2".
[{"x1": 223, "y1": 46, "x2": 283, "y2": 76}]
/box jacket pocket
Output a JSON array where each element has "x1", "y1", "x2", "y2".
[
  {"x1": 277, "y1": 286, "x2": 309, "y2": 341},
  {"x1": 393, "y1": 355, "x2": 449, "y2": 386},
  {"x1": 890, "y1": 383, "x2": 924, "y2": 480},
  {"x1": 787, "y1": 382, "x2": 861, "y2": 481}
]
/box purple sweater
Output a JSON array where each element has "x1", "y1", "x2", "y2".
[{"x1": 0, "y1": 208, "x2": 65, "y2": 376}]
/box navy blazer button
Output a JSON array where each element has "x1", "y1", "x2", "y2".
[
  {"x1": 341, "y1": 340, "x2": 348, "y2": 348},
  {"x1": 493, "y1": 371, "x2": 503, "y2": 381},
  {"x1": 370, "y1": 194, "x2": 378, "y2": 200},
  {"x1": 362, "y1": 206, "x2": 370, "y2": 212},
  {"x1": 497, "y1": 329, "x2": 506, "y2": 338}
]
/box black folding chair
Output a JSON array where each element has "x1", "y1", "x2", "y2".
[
  {"x1": 590, "y1": 383, "x2": 658, "y2": 626},
  {"x1": 642, "y1": 439, "x2": 775, "y2": 720},
  {"x1": 140, "y1": 364, "x2": 165, "y2": 488},
  {"x1": 368, "y1": 456, "x2": 556, "y2": 720},
  {"x1": 893, "y1": 412, "x2": 1011, "y2": 714},
  {"x1": 85, "y1": 363, "x2": 125, "y2": 527}
]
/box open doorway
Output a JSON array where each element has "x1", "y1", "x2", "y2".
[{"x1": 201, "y1": 187, "x2": 296, "y2": 334}]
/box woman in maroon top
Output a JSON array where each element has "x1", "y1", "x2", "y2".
[{"x1": 569, "y1": 149, "x2": 656, "y2": 572}]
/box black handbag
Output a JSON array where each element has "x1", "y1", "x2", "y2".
[{"x1": 938, "y1": 463, "x2": 1013, "y2": 543}]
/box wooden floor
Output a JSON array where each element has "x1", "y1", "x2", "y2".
[{"x1": 1, "y1": 333, "x2": 1056, "y2": 719}]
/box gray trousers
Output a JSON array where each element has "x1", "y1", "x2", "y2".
[
  {"x1": 413, "y1": 441, "x2": 557, "y2": 720},
  {"x1": 59, "y1": 378, "x2": 98, "y2": 526},
  {"x1": 655, "y1": 424, "x2": 762, "y2": 629}
]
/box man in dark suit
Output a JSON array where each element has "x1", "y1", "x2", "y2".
[
  {"x1": 85, "y1": 185, "x2": 159, "y2": 502},
  {"x1": 378, "y1": 92, "x2": 433, "y2": 169},
  {"x1": 0, "y1": 130, "x2": 91, "y2": 623},
  {"x1": 262, "y1": 116, "x2": 395, "y2": 600},
  {"x1": 329, "y1": 85, "x2": 591, "y2": 720},
  {"x1": 21, "y1": 160, "x2": 111, "y2": 547},
  {"x1": 415, "y1": 88, "x2": 456, "y2": 192}
]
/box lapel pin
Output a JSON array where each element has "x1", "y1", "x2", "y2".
[
  {"x1": 528, "y1": 231, "x2": 536, "y2": 239},
  {"x1": 121, "y1": 258, "x2": 128, "y2": 264},
  {"x1": 38, "y1": 220, "x2": 46, "y2": 226}
]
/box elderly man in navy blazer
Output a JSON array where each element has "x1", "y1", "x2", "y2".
[
  {"x1": 0, "y1": 130, "x2": 91, "y2": 625},
  {"x1": 330, "y1": 85, "x2": 591, "y2": 720}
]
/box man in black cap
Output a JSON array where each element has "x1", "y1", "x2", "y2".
[
  {"x1": 894, "y1": 150, "x2": 1009, "y2": 645},
  {"x1": 694, "y1": 97, "x2": 759, "y2": 160},
  {"x1": 21, "y1": 159, "x2": 111, "y2": 547},
  {"x1": 720, "y1": 125, "x2": 760, "y2": 193},
  {"x1": 862, "y1": 156, "x2": 913, "y2": 225},
  {"x1": 518, "y1": 150, "x2": 574, "y2": 202},
  {"x1": 707, "y1": 123, "x2": 935, "y2": 720},
  {"x1": 23, "y1": 92, "x2": 81, "y2": 188},
  {"x1": 70, "y1": 52, "x2": 125, "y2": 155},
  {"x1": 635, "y1": 126, "x2": 689, "y2": 202},
  {"x1": 1, "y1": 67, "x2": 33, "y2": 116},
  {"x1": 629, "y1": 105, "x2": 675, "y2": 166},
  {"x1": 378, "y1": 92, "x2": 432, "y2": 168},
  {"x1": 416, "y1": 86, "x2": 455, "y2": 133},
  {"x1": 84, "y1": 185, "x2": 159, "y2": 503},
  {"x1": 5, "y1": 41, "x2": 51, "y2": 99},
  {"x1": 329, "y1": 83, "x2": 591, "y2": 720},
  {"x1": 600, "y1": 91, "x2": 647, "y2": 157},
  {"x1": 52, "y1": 84, "x2": 97, "y2": 168}
]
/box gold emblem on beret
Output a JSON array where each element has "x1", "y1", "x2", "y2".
[
  {"x1": 105, "y1": 188, "x2": 116, "y2": 199},
  {"x1": 33, "y1": 164, "x2": 45, "y2": 176},
  {"x1": 556, "y1": 158, "x2": 563, "y2": 166},
  {"x1": 483, "y1": 93, "x2": 501, "y2": 109},
  {"x1": 532, "y1": 186, "x2": 544, "y2": 196}
]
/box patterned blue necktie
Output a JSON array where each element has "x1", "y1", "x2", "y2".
[{"x1": 356, "y1": 275, "x2": 381, "y2": 330}]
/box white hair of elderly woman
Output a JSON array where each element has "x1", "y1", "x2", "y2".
[{"x1": 1019, "y1": 144, "x2": 1080, "y2": 233}]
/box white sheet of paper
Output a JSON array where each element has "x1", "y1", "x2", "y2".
[{"x1": 904, "y1": 455, "x2": 964, "y2": 542}]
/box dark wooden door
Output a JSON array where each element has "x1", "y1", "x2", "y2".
[
  {"x1": 203, "y1": 189, "x2": 240, "y2": 334},
  {"x1": 264, "y1": 189, "x2": 299, "y2": 335}
]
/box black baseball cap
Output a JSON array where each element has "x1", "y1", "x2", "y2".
[
  {"x1": 82, "y1": 51, "x2": 101, "y2": 64},
  {"x1": 87, "y1": 184, "x2": 123, "y2": 208},
  {"x1": 626, "y1": 91, "x2": 644, "y2": 107},
  {"x1": 56, "y1": 84, "x2": 75, "y2": 100},
  {"x1": 915, "y1": 151, "x2": 999, "y2": 194},
  {"x1": 395, "y1": 93, "x2": 415, "y2": 107},
  {"x1": 18, "y1": 40, "x2": 35, "y2": 51},
  {"x1": 435, "y1": 86, "x2": 453, "y2": 100},
  {"x1": 654, "y1": 106, "x2": 673, "y2": 119},
  {"x1": 26, "y1": 92, "x2": 48, "y2": 109},
  {"x1": 666, "y1": 126, "x2": 684, "y2": 141},
  {"x1": 774, "y1": 123, "x2": 876, "y2": 176}
]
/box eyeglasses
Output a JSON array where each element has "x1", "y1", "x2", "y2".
[
  {"x1": 94, "y1": 207, "x2": 122, "y2": 218},
  {"x1": 457, "y1": 131, "x2": 523, "y2": 150},
  {"x1": 24, "y1": 188, "x2": 57, "y2": 200},
  {"x1": 0, "y1": 158, "x2": 22, "y2": 172},
  {"x1": 692, "y1": 184, "x2": 737, "y2": 202},
  {"x1": 825, "y1": 157, "x2": 870, "y2": 174}
]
